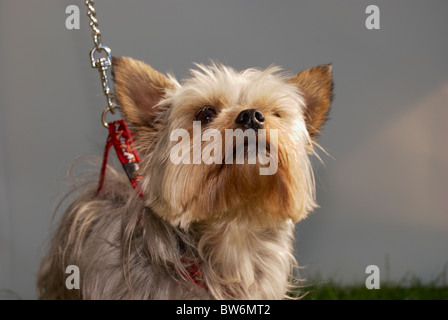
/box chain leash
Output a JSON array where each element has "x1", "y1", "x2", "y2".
[{"x1": 85, "y1": 0, "x2": 118, "y2": 127}]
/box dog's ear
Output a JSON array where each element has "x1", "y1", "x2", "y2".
[
  {"x1": 288, "y1": 64, "x2": 333, "y2": 141},
  {"x1": 112, "y1": 56, "x2": 176, "y2": 130}
]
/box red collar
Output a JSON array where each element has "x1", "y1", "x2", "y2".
[
  {"x1": 97, "y1": 120, "x2": 143, "y2": 197},
  {"x1": 180, "y1": 257, "x2": 208, "y2": 290}
]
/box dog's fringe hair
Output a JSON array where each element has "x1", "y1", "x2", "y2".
[{"x1": 37, "y1": 161, "x2": 301, "y2": 299}]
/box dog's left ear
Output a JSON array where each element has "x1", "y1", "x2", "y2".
[{"x1": 288, "y1": 64, "x2": 333, "y2": 141}]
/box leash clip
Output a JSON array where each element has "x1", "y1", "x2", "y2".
[{"x1": 89, "y1": 44, "x2": 117, "y2": 126}]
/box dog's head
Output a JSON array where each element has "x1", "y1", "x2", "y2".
[{"x1": 112, "y1": 57, "x2": 332, "y2": 228}]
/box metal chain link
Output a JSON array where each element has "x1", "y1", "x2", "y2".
[
  {"x1": 85, "y1": 0, "x2": 117, "y2": 127},
  {"x1": 85, "y1": 0, "x2": 102, "y2": 48}
]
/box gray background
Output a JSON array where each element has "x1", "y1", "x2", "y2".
[{"x1": 1, "y1": 0, "x2": 447, "y2": 299}]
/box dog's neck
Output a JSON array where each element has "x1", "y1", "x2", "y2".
[
  {"x1": 188, "y1": 218, "x2": 296, "y2": 299},
  {"x1": 142, "y1": 208, "x2": 296, "y2": 299}
]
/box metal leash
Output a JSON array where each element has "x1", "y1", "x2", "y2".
[{"x1": 85, "y1": 0, "x2": 118, "y2": 128}]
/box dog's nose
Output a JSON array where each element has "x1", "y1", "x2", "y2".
[{"x1": 235, "y1": 109, "x2": 265, "y2": 129}]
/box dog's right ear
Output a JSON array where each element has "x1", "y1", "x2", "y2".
[{"x1": 112, "y1": 56, "x2": 176, "y2": 130}]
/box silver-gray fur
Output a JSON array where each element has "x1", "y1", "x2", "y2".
[{"x1": 37, "y1": 166, "x2": 297, "y2": 299}]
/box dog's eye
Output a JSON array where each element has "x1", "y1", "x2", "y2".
[
  {"x1": 195, "y1": 106, "x2": 217, "y2": 124},
  {"x1": 274, "y1": 112, "x2": 281, "y2": 118}
]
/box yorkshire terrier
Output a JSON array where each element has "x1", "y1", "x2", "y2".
[{"x1": 37, "y1": 56, "x2": 333, "y2": 299}]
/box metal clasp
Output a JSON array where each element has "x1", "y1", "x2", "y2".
[
  {"x1": 90, "y1": 45, "x2": 112, "y2": 68},
  {"x1": 101, "y1": 105, "x2": 121, "y2": 128},
  {"x1": 90, "y1": 45, "x2": 117, "y2": 122}
]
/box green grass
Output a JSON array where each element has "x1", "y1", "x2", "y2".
[
  {"x1": 301, "y1": 282, "x2": 448, "y2": 300},
  {"x1": 298, "y1": 271, "x2": 448, "y2": 300},
  {"x1": 295, "y1": 261, "x2": 448, "y2": 300}
]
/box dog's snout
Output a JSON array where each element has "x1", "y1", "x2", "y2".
[{"x1": 235, "y1": 109, "x2": 265, "y2": 129}]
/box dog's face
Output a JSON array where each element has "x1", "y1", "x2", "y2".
[{"x1": 112, "y1": 57, "x2": 332, "y2": 228}]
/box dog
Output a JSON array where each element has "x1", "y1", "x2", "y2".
[{"x1": 37, "y1": 56, "x2": 333, "y2": 299}]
